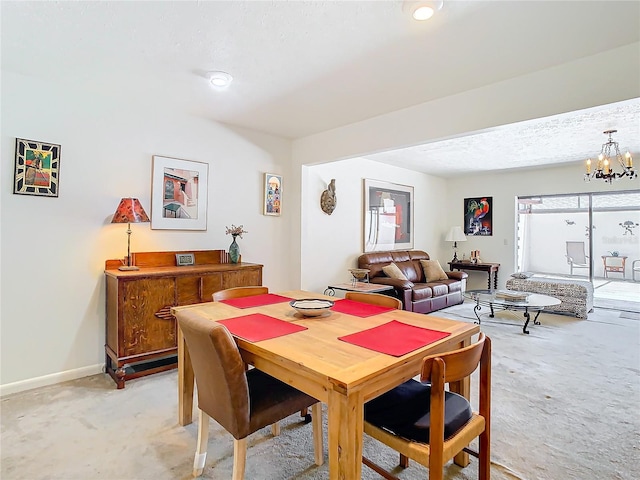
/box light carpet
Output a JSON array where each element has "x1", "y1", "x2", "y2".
[{"x1": 1, "y1": 302, "x2": 639, "y2": 480}]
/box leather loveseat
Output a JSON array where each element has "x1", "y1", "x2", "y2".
[{"x1": 357, "y1": 250, "x2": 467, "y2": 314}]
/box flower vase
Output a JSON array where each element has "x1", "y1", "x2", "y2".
[{"x1": 229, "y1": 235, "x2": 240, "y2": 264}]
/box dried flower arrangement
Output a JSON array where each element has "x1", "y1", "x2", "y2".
[{"x1": 225, "y1": 224, "x2": 248, "y2": 239}]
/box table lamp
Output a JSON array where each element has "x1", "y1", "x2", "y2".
[
  {"x1": 111, "y1": 197, "x2": 150, "y2": 271},
  {"x1": 445, "y1": 226, "x2": 467, "y2": 262}
]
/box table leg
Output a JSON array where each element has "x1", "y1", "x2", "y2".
[
  {"x1": 493, "y1": 271, "x2": 498, "y2": 289},
  {"x1": 450, "y1": 337, "x2": 471, "y2": 468},
  {"x1": 533, "y1": 310, "x2": 542, "y2": 325},
  {"x1": 487, "y1": 273, "x2": 491, "y2": 290},
  {"x1": 522, "y1": 309, "x2": 531, "y2": 335},
  {"x1": 473, "y1": 301, "x2": 482, "y2": 324},
  {"x1": 178, "y1": 326, "x2": 195, "y2": 426},
  {"x1": 328, "y1": 387, "x2": 363, "y2": 480}
]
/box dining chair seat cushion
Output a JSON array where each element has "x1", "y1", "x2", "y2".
[
  {"x1": 247, "y1": 368, "x2": 317, "y2": 435},
  {"x1": 364, "y1": 379, "x2": 472, "y2": 442}
]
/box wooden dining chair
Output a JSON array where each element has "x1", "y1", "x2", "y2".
[
  {"x1": 176, "y1": 310, "x2": 323, "y2": 479},
  {"x1": 362, "y1": 333, "x2": 491, "y2": 480},
  {"x1": 212, "y1": 286, "x2": 269, "y2": 301},
  {"x1": 344, "y1": 291, "x2": 403, "y2": 309},
  {"x1": 212, "y1": 285, "x2": 310, "y2": 425}
]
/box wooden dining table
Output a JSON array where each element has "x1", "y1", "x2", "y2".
[{"x1": 171, "y1": 290, "x2": 480, "y2": 480}]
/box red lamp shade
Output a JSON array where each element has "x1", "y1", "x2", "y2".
[{"x1": 111, "y1": 198, "x2": 150, "y2": 224}]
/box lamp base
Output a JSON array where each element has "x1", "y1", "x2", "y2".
[
  {"x1": 451, "y1": 252, "x2": 459, "y2": 263},
  {"x1": 118, "y1": 265, "x2": 140, "y2": 271}
]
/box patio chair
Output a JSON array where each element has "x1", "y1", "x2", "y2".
[
  {"x1": 633, "y1": 260, "x2": 640, "y2": 282},
  {"x1": 566, "y1": 241, "x2": 589, "y2": 275}
]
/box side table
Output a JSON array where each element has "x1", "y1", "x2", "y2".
[
  {"x1": 448, "y1": 261, "x2": 500, "y2": 289},
  {"x1": 324, "y1": 282, "x2": 393, "y2": 296},
  {"x1": 601, "y1": 255, "x2": 627, "y2": 278}
]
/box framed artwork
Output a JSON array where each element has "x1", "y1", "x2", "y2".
[
  {"x1": 13, "y1": 138, "x2": 61, "y2": 197},
  {"x1": 151, "y1": 155, "x2": 208, "y2": 230},
  {"x1": 263, "y1": 173, "x2": 282, "y2": 216},
  {"x1": 464, "y1": 196, "x2": 493, "y2": 236},
  {"x1": 363, "y1": 179, "x2": 414, "y2": 253}
]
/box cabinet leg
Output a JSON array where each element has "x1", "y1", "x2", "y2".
[{"x1": 115, "y1": 367, "x2": 126, "y2": 389}]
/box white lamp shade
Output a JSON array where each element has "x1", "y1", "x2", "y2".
[{"x1": 445, "y1": 226, "x2": 467, "y2": 242}]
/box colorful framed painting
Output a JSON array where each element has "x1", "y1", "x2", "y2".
[
  {"x1": 263, "y1": 173, "x2": 282, "y2": 216},
  {"x1": 363, "y1": 179, "x2": 414, "y2": 252},
  {"x1": 13, "y1": 138, "x2": 61, "y2": 197},
  {"x1": 464, "y1": 196, "x2": 493, "y2": 236},
  {"x1": 151, "y1": 155, "x2": 208, "y2": 230}
]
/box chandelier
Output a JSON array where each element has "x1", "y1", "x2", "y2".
[{"x1": 584, "y1": 130, "x2": 635, "y2": 183}]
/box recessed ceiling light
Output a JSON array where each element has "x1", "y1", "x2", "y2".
[
  {"x1": 208, "y1": 71, "x2": 233, "y2": 88},
  {"x1": 403, "y1": 1, "x2": 444, "y2": 21}
]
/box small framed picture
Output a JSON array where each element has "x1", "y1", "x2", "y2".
[
  {"x1": 263, "y1": 173, "x2": 282, "y2": 216},
  {"x1": 175, "y1": 253, "x2": 195, "y2": 266},
  {"x1": 13, "y1": 138, "x2": 61, "y2": 197},
  {"x1": 151, "y1": 155, "x2": 208, "y2": 230}
]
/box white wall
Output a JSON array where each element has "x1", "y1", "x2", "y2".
[
  {"x1": 446, "y1": 165, "x2": 639, "y2": 290},
  {"x1": 292, "y1": 43, "x2": 639, "y2": 292},
  {"x1": 2, "y1": 40, "x2": 639, "y2": 393},
  {"x1": 0, "y1": 72, "x2": 294, "y2": 391},
  {"x1": 300, "y1": 159, "x2": 447, "y2": 294}
]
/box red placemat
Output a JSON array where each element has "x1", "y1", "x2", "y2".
[
  {"x1": 338, "y1": 320, "x2": 450, "y2": 356},
  {"x1": 220, "y1": 293, "x2": 292, "y2": 309},
  {"x1": 330, "y1": 299, "x2": 395, "y2": 317},
  {"x1": 218, "y1": 313, "x2": 307, "y2": 342}
]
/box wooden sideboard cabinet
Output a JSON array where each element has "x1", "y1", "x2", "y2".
[{"x1": 104, "y1": 250, "x2": 263, "y2": 388}]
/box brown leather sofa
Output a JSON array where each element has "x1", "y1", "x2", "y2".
[{"x1": 357, "y1": 250, "x2": 467, "y2": 314}]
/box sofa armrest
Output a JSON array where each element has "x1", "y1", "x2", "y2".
[
  {"x1": 370, "y1": 277, "x2": 414, "y2": 290},
  {"x1": 446, "y1": 271, "x2": 468, "y2": 281}
]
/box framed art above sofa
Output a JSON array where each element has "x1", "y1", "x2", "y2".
[{"x1": 363, "y1": 179, "x2": 413, "y2": 253}]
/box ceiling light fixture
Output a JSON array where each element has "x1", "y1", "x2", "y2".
[
  {"x1": 208, "y1": 71, "x2": 233, "y2": 88},
  {"x1": 584, "y1": 130, "x2": 635, "y2": 183},
  {"x1": 403, "y1": 0, "x2": 444, "y2": 21}
]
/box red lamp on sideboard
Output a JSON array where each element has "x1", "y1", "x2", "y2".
[{"x1": 111, "y1": 197, "x2": 150, "y2": 271}]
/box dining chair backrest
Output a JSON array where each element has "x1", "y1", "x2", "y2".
[
  {"x1": 344, "y1": 291, "x2": 403, "y2": 310},
  {"x1": 177, "y1": 310, "x2": 250, "y2": 438},
  {"x1": 213, "y1": 286, "x2": 268, "y2": 302}
]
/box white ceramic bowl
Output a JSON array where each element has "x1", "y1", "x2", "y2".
[{"x1": 290, "y1": 299, "x2": 334, "y2": 317}]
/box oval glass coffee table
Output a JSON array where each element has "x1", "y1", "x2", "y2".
[{"x1": 464, "y1": 289, "x2": 561, "y2": 334}]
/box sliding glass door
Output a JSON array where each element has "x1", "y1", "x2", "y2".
[{"x1": 517, "y1": 190, "x2": 640, "y2": 281}]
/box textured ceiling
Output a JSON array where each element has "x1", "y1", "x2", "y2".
[
  {"x1": 2, "y1": 1, "x2": 639, "y2": 176},
  {"x1": 363, "y1": 99, "x2": 640, "y2": 177}
]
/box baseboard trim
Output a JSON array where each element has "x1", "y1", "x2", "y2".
[{"x1": 0, "y1": 364, "x2": 104, "y2": 397}]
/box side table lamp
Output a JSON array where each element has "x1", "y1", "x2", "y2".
[
  {"x1": 445, "y1": 226, "x2": 467, "y2": 262},
  {"x1": 111, "y1": 197, "x2": 150, "y2": 271}
]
